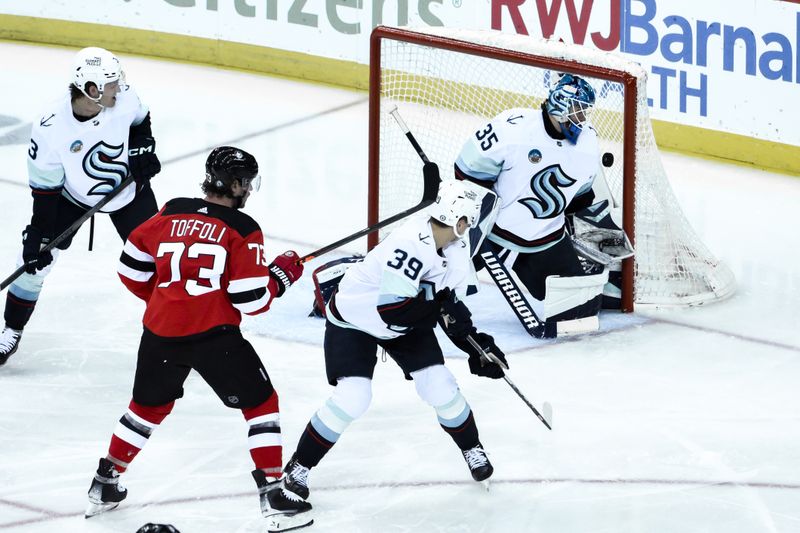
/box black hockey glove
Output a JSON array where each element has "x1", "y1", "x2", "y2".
[
  {"x1": 466, "y1": 332, "x2": 507, "y2": 380},
  {"x1": 21, "y1": 225, "x2": 52, "y2": 274},
  {"x1": 438, "y1": 288, "x2": 473, "y2": 339},
  {"x1": 128, "y1": 135, "x2": 161, "y2": 185}
]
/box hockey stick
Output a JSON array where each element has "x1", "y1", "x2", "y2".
[
  {"x1": 478, "y1": 244, "x2": 555, "y2": 339},
  {"x1": 298, "y1": 109, "x2": 440, "y2": 264},
  {"x1": 1, "y1": 174, "x2": 137, "y2": 291},
  {"x1": 466, "y1": 334, "x2": 553, "y2": 430}
]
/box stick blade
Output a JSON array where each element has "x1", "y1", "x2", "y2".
[
  {"x1": 542, "y1": 402, "x2": 553, "y2": 429},
  {"x1": 421, "y1": 164, "x2": 440, "y2": 204}
]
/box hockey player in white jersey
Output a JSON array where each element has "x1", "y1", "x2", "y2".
[
  {"x1": 0, "y1": 47, "x2": 161, "y2": 365},
  {"x1": 266, "y1": 170, "x2": 508, "y2": 528},
  {"x1": 454, "y1": 73, "x2": 608, "y2": 329}
]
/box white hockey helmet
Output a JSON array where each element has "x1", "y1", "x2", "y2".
[
  {"x1": 72, "y1": 47, "x2": 124, "y2": 99},
  {"x1": 429, "y1": 179, "x2": 482, "y2": 239}
]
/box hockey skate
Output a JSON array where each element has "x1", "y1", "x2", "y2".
[
  {"x1": 282, "y1": 457, "x2": 310, "y2": 500},
  {"x1": 86, "y1": 458, "x2": 127, "y2": 518},
  {"x1": 462, "y1": 443, "x2": 494, "y2": 488},
  {"x1": 0, "y1": 327, "x2": 22, "y2": 366},
  {"x1": 252, "y1": 469, "x2": 313, "y2": 533}
]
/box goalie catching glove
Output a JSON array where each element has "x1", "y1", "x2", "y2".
[
  {"x1": 571, "y1": 199, "x2": 634, "y2": 265},
  {"x1": 268, "y1": 250, "x2": 303, "y2": 297}
]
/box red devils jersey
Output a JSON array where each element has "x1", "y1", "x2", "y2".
[{"x1": 118, "y1": 197, "x2": 280, "y2": 338}]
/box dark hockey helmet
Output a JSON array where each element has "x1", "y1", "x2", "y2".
[{"x1": 203, "y1": 146, "x2": 261, "y2": 197}]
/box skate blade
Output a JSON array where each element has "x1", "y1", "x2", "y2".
[
  {"x1": 85, "y1": 501, "x2": 120, "y2": 518},
  {"x1": 266, "y1": 511, "x2": 314, "y2": 533},
  {"x1": 481, "y1": 478, "x2": 491, "y2": 492}
]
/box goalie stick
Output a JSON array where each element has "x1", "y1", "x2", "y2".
[
  {"x1": 466, "y1": 334, "x2": 553, "y2": 430},
  {"x1": 1, "y1": 173, "x2": 137, "y2": 291},
  {"x1": 388, "y1": 106, "x2": 552, "y2": 338},
  {"x1": 297, "y1": 109, "x2": 440, "y2": 264}
]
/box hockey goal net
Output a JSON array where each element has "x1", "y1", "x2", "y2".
[{"x1": 368, "y1": 26, "x2": 735, "y2": 311}]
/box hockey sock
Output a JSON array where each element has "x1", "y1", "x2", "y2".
[
  {"x1": 294, "y1": 396, "x2": 359, "y2": 468},
  {"x1": 435, "y1": 391, "x2": 480, "y2": 451},
  {"x1": 294, "y1": 377, "x2": 370, "y2": 468},
  {"x1": 107, "y1": 400, "x2": 174, "y2": 472},
  {"x1": 4, "y1": 293, "x2": 37, "y2": 331},
  {"x1": 242, "y1": 392, "x2": 282, "y2": 477},
  {"x1": 294, "y1": 421, "x2": 335, "y2": 469}
]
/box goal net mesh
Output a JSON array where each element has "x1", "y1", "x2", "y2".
[{"x1": 372, "y1": 27, "x2": 735, "y2": 307}]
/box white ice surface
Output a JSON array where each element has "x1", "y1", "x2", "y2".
[{"x1": 0, "y1": 43, "x2": 798, "y2": 533}]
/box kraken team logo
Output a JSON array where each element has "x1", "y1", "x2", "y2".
[
  {"x1": 83, "y1": 141, "x2": 128, "y2": 196},
  {"x1": 519, "y1": 164, "x2": 577, "y2": 219}
]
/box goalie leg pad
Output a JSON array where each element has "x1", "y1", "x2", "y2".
[
  {"x1": 602, "y1": 265, "x2": 623, "y2": 309},
  {"x1": 543, "y1": 270, "x2": 608, "y2": 335}
]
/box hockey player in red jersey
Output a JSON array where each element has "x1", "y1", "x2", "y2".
[{"x1": 85, "y1": 146, "x2": 312, "y2": 531}]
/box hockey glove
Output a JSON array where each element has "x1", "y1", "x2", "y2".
[
  {"x1": 269, "y1": 250, "x2": 303, "y2": 297},
  {"x1": 128, "y1": 136, "x2": 161, "y2": 185},
  {"x1": 21, "y1": 225, "x2": 52, "y2": 274},
  {"x1": 466, "y1": 332, "x2": 507, "y2": 379},
  {"x1": 438, "y1": 288, "x2": 473, "y2": 339}
]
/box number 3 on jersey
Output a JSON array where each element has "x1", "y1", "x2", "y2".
[
  {"x1": 387, "y1": 249, "x2": 422, "y2": 280},
  {"x1": 157, "y1": 242, "x2": 227, "y2": 296}
]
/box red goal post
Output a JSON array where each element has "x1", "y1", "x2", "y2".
[{"x1": 368, "y1": 26, "x2": 735, "y2": 312}]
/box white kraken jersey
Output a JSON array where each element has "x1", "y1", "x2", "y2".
[
  {"x1": 27, "y1": 85, "x2": 149, "y2": 213},
  {"x1": 329, "y1": 216, "x2": 473, "y2": 340},
  {"x1": 455, "y1": 107, "x2": 599, "y2": 252}
]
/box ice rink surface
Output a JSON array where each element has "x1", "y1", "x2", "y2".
[{"x1": 0, "y1": 42, "x2": 798, "y2": 533}]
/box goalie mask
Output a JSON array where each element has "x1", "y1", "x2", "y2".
[
  {"x1": 203, "y1": 146, "x2": 261, "y2": 208},
  {"x1": 72, "y1": 47, "x2": 125, "y2": 102},
  {"x1": 544, "y1": 74, "x2": 596, "y2": 144},
  {"x1": 428, "y1": 180, "x2": 482, "y2": 239}
]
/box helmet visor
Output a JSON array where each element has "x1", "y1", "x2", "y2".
[{"x1": 242, "y1": 173, "x2": 261, "y2": 193}]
